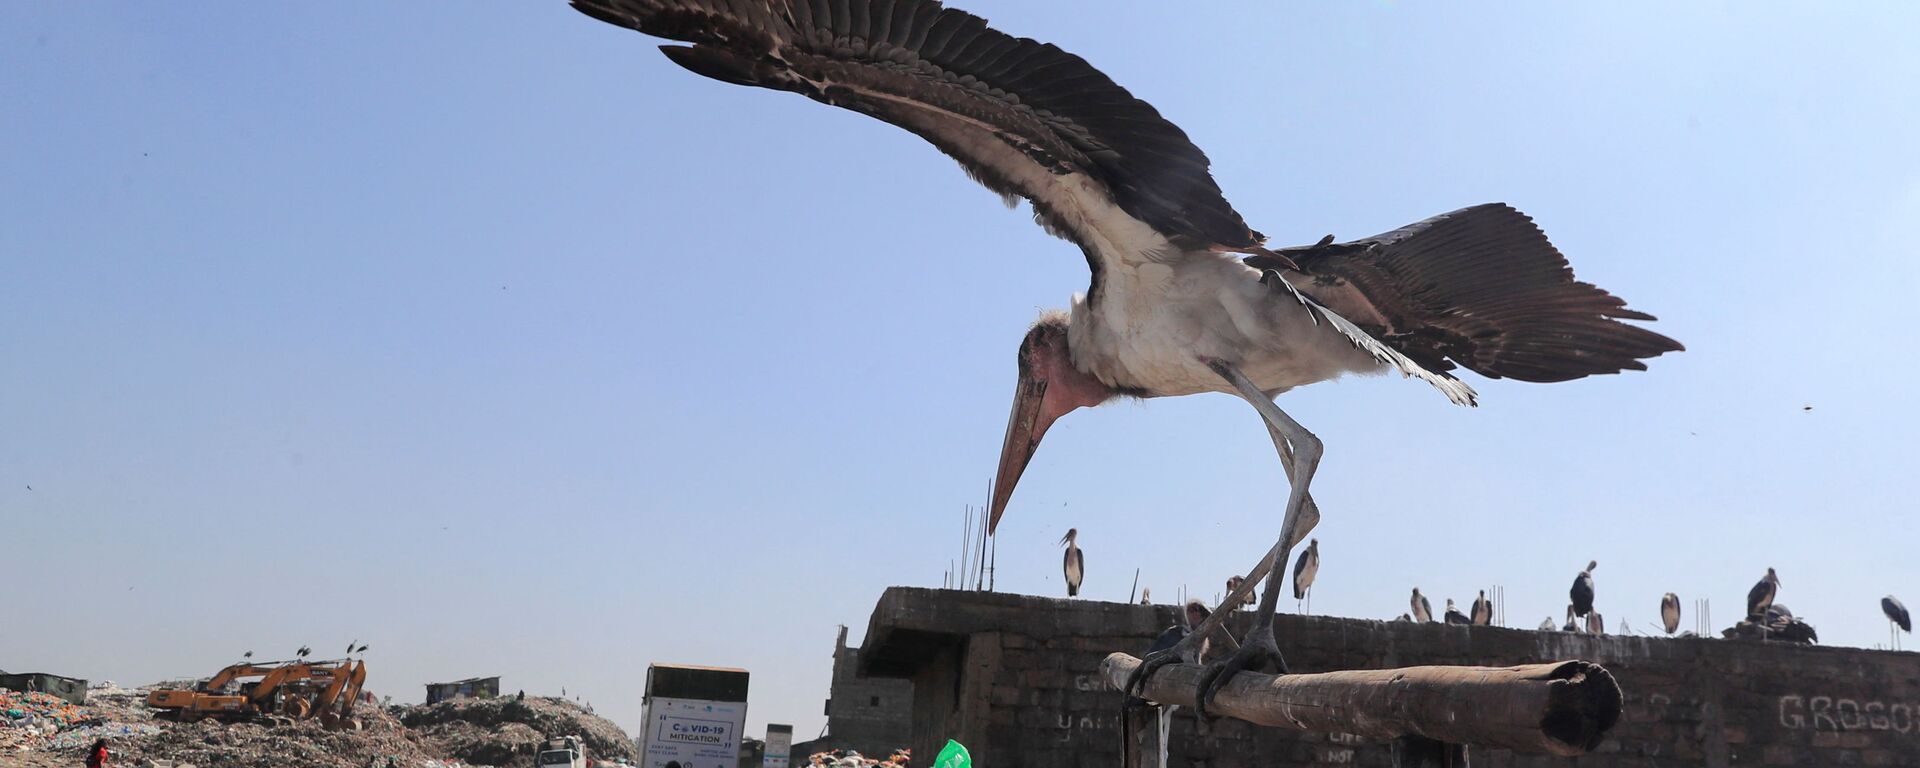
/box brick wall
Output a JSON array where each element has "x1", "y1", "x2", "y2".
[{"x1": 856, "y1": 587, "x2": 1920, "y2": 767}]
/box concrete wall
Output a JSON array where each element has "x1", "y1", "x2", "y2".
[
  {"x1": 796, "y1": 626, "x2": 914, "y2": 758},
  {"x1": 858, "y1": 587, "x2": 1920, "y2": 768}
]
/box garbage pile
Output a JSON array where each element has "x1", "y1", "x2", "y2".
[
  {"x1": 805, "y1": 747, "x2": 910, "y2": 767},
  {"x1": 2, "y1": 688, "x2": 149, "y2": 754},
  {"x1": 1723, "y1": 603, "x2": 1819, "y2": 644},
  {"x1": 112, "y1": 716, "x2": 445, "y2": 768},
  {"x1": 399, "y1": 696, "x2": 638, "y2": 768}
]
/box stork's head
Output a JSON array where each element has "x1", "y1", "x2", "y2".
[
  {"x1": 1765, "y1": 567, "x2": 1779, "y2": 586},
  {"x1": 1058, "y1": 527, "x2": 1078, "y2": 547},
  {"x1": 1586, "y1": 560, "x2": 1598, "y2": 573},
  {"x1": 988, "y1": 315, "x2": 1117, "y2": 533}
]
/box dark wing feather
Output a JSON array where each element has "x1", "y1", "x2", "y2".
[
  {"x1": 1885, "y1": 597, "x2": 1911, "y2": 632},
  {"x1": 571, "y1": 0, "x2": 1260, "y2": 251},
  {"x1": 1250, "y1": 204, "x2": 1682, "y2": 383}
]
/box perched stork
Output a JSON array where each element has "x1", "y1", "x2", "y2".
[
  {"x1": 1537, "y1": 617, "x2": 1556, "y2": 632},
  {"x1": 1139, "y1": 587, "x2": 1151, "y2": 606},
  {"x1": 571, "y1": 0, "x2": 1682, "y2": 713},
  {"x1": 1747, "y1": 567, "x2": 1780, "y2": 620},
  {"x1": 1661, "y1": 593, "x2": 1682, "y2": 636},
  {"x1": 1470, "y1": 590, "x2": 1492, "y2": 626},
  {"x1": 1443, "y1": 599, "x2": 1470, "y2": 626},
  {"x1": 1883, "y1": 595, "x2": 1910, "y2": 650},
  {"x1": 1059, "y1": 528, "x2": 1084, "y2": 597},
  {"x1": 1410, "y1": 588, "x2": 1434, "y2": 624},
  {"x1": 1570, "y1": 561, "x2": 1598, "y2": 619},
  {"x1": 1291, "y1": 539, "x2": 1320, "y2": 615}
]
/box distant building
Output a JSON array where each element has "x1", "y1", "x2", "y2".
[
  {"x1": 0, "y1": 672, "x2": 89, "y2": 705},
  {"x1": 790, "y1": 626, "x2": 911, "y2": 758},
  {"x1": 425, "y1": 676, "x2": 500, "y2": 704}
]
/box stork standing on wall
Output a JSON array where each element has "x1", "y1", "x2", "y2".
[
  {"x1": 1570, "y1": 561, "x2": 1598, "y2": 620},
  {"x1": 573, "y1": 0, "x2": 1681, "y2": 714},
  {"x1": 1747, "y1": 568, "x2": 1780, "y2": 619},
  {"x1": 1411, "y1": 588, "x2": 1434, "y2": 624},
  {"x1": 1291, "y1": 539, "x2": 1319, "y2": 615},
  {"x1": 1661, "y1": 593, "x2": 1682, "y2": 636},
  {"x1": 1883, "y1": 595, "x2": 1910, "y2": 651},
  {"x1": 1443, "y1": 599, "x2": 1470, "y2": 626},
  {"x1": 1060, "y1": 528, "x2": 1084, "y2": 598},
  {"x1": 1471, "y1": 590, "x2": 1492, "y2": 626}
]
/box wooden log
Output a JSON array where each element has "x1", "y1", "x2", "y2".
[{"x1": 1101, "y1": 653, "x2": 1620, "y2": 757}]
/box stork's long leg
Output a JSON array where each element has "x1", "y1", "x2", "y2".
[
  {"x1": 1191, "y1": 359, "x2": 1323, "y2": 718},
  {"x1": 1122, "y1": 417, "x2": 1320, "y2": 697}
]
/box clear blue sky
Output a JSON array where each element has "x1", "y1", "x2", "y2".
[{"x1": 4, "y1": 1, "x2": 1918, "y2": 742}]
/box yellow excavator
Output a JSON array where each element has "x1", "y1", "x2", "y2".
[{"x1": 147, "y1": 658, "x2": 368, "y2": 729}]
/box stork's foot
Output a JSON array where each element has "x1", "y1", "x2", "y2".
[
  {"x1": 1193, "y1": 626, "x2": 1288, "y2": 720},
  {"x1": 1124, "y1": 646, "x2": 1181, "y2": 699}
]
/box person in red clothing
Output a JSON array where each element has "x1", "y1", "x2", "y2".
[{"x1": 84, "y1": 738, "x2": 108, "y2": 768}]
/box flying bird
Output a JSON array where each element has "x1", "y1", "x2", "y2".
[
  {"x1": 1747, "y1": 567, "x2": 1780, "y2": 620},
  {"x1": 1443, "y1": 599, "x2": 1470, "y2": 626},
  {"x1": 572, "y1": 0, "x2": 1682, "y2": 713},
  {"x1": 1661, "y1": 593, "x2": 1681, "y2": 635},
  {"x1": 1570, "y1": 561, "x2": 1597, "y2": 618},
  {"x1": 1410, "y1": 588, "x2": 1434, "y2": 624},
  {"x1": 1291, "y1": 539, "x2": 1320, "y2": 615},
  {"x1": 1471, "y1": 590, "x2": 1492, "y2": 626},
  {"x1": 1883, "y1": 595, "x2": 1910, "y2": 650},
  {"x1": 1059, "y1": 528, "x2": 1083, "y2": 598}
]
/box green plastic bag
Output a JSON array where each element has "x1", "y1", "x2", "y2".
[{"x1": 933, "y1": 739, "x2": 972, "y2": 768}]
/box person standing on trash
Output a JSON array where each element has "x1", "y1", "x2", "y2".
[{"x1": 84, "y1": 738, "x2": 108, "y2": 768}]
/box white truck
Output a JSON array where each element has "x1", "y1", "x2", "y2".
[{"x1": 536, "y1": 735, "x2": 587, "y2": 768}]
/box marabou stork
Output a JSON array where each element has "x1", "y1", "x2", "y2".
[
  {"x1": 1747, "y1": 567, "x2": 1780, "y2": 620},
  {"x1": 1139, "y1": 587, "x2": 1151, "y2": 606},
  {"x1": 1470, "y1": 590, "x2": 1492, "y2": 626},
  {"x1": 1059, "y1": 528, "x2": 1083, "y2": 598},
  {"x1": 1570, "y1": 561, "x2": 1598, "y2": 619},
  {"x1": 1537, "y1": 617, "x2": 1556, "y2": 632},
  {"x1": 1410, "y1": 588, "x2": 1434, "y2": 624},
  {"x1": 572, "y1": 0, "x2": 1682, "y2": 713},
  {"x1": 1661, "y1": 593, "x2": 1682, "y2": 636},
  {"x1": 1883, "y1": 595, "x2": 1910, "y2": 650},
  {"x1": 1443, "y1": 599, "x2": 1470, "y2": 626},
  {"x1": 1291, "y1": 539, "x2": 1320, "y2": 615}
]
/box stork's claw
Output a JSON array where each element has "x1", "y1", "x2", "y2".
[
  {"x1": 1124, "y1": 647, "x2": 1182, "y2": 698},
  {"x1": 1193, "y1": 626, "x2": 1288, "y2": 720}
]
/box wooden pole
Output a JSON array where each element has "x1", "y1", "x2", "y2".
[{"x1": 1101, "y1": 654, "x2": 1620, "y2": 757}]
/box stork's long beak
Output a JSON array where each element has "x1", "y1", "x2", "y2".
[{"x1": 988, "y1": 371, "x2": 1051, "y2": 535}]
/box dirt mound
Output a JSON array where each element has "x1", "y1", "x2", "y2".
[{"x1": 400, "y1": 696, "x2": 636, "y2": 767}]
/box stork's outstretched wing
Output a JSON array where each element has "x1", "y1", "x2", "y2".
[
  {"x1": 571, "y1": 0, "x2": 1261, "y2": 258},
  {"x1": 1253, "y1": 204, "x2": 1684, "y2": 383}
]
